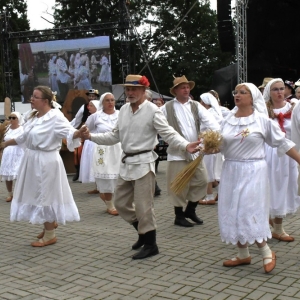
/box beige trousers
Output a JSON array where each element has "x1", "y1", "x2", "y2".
[
  {"x1": 114, "y1": 172, "x2": 156, "y2": 234},
  {"x1": 167, "y1": 160, "x2": 208, "y2": 207}
]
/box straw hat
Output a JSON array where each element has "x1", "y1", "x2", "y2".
[
  {"x1": 170, "y1": 75, "x2": 195, "y2": 96},
  {"x1": 85, "y1": 89, "x2": 100, "y2": 96},
  {"x1": 120, "y1": 74, "x2": 150, "y2": 87},
  {"x1": 79, "y1": 48, "x2": 87, "y2": 54},
  {"x1": 57, "y1": 50, "x2": 66, "y2": 57},
  {"x1": 258, "y1": 77, "x2": 273, "y2": 89}
]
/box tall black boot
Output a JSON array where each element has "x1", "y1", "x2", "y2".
[
  {"x1": 132, "y1": 221, "x2": 145, "y2": 250},
  {"x1": 185, "y1": 201, "x2": 203, "y2": 225},
  {"x1": 72, "y1": 165, "x2": 80, "y2": 181},
  {"x1": 174, "y1": 206, "x2": 194, "y2": 227},
  {"x1": 154, "y1": 181, "x2": 161, "y2": 197},
  {"x1": 132, "y1": 230, "x2": 159, "y2": 259}
]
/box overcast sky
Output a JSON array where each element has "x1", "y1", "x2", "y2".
[{"x1": 26, "y1": 0, "x2": 219, "y2": 30}]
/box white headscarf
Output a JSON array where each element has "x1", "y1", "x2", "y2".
[
  {"x1": 200, "y1": 93, "x2": 222, "y2": 117},
  {"x1": 90, "y1": 100, "x2": 101, "y2": 112},
  {"x1": 11, "y1": 111, "x2": 24, "y2": 125},
  {"x1": 263, "y1": 78, "x2": 283, "y2": 102},
  {"x1": 243, "y1": 82, "x2": 268, "y2": 116},
  {"x1": 99, "y1": 92, "x2": 113, "y2": 110}
]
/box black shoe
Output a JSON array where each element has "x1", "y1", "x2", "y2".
[
  {"x1": 72, "y1": 165, "x2": 80, "y2": 181},
  {"x1": 185, "y1": 201, "x2": 204, "y2": 225},
  {"x1": 132, "y1": 244, "x2": 159, "y2": 259},
  {"x1": 174, "y1": 216, "x2": 194, "y2": 227},
  {"x1": 185, "y1": 211, "x2": 203, "y2": 225},
  {"x1": 132, "y1": 235, "x2": 145, "y2": 250}
]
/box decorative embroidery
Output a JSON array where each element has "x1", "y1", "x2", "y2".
[
  {"x1": 98, "y1": 148, "x2": 104, "y2": 155},
  {"x1": 97, "y1": 158, "x2": 104, "y2": 165},
  {"x1": 235, "y1": 128, "x2": 250, "y2": 143}
]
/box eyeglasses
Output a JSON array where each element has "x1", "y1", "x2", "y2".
[
  {"x1": 232, "y1": 90, "x2": 250, "y2": 96},
  {"x1": 31, "y1": 95, "x2": 45, "y2": 100},
  {"x1": 270, "y1": 87, "x2": 285, "y2": 92},
  {"x1": 8, "y1": 116, "x2": 17, "y2": 120}
]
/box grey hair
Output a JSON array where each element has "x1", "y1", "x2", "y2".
[{"x1": 145, "y1": 89, "x2": 152, "y2": 100}]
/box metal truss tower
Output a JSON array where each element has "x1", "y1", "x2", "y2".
[
  {"x1": 235, "y1": 0, "x2": 249, "y2": 83},
  {"x1": 0, "y1": 10, "x2": 14, "y2": 111}
]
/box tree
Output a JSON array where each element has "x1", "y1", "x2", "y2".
[
  {"x1": 0, "y1": 0, "x2": 30, "y2": 101},
  {"x1": 53, "y1": 0, "x2": 233, "y2": 98}
]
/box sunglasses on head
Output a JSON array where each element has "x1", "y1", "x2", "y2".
[{"x1": 8, "y1": 116, "x2": 17, "y2": 120}]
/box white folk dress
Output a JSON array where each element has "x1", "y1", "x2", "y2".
[
  {"x1": 265, "y1": 102, "x2": 300, "y2": 218},
  {"x1": 0, "y1": 126, "x2": 25, "y2": 181},
  {"x1": 10, "y1": 109, "x2": 81, "y2": 225},
  {"x1": 86, "y1": 110, "x2": 122, "y2": 193},
  {"x1": 202, "y1": 108, "x2": 223, "y2": 181},
  {"x1": 218, "y1": 110, "x2": 294, "y2": 245},
  {"x1": 79, "y1": 128, "x2": 98, "y2": 184}
]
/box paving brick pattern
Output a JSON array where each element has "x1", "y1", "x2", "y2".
[{"x1": 0, "y1": 161, "x2": 299, "y2": 299}]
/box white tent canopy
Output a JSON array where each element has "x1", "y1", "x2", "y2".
[{"x1": 112, "y1": 85, "x2": 173, "y2": 102}]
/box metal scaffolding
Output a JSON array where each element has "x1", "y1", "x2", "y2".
[
  {"x1": 0, "y1": 0, "x2": 131, "y2": 111},
  {"x1": 235, "y1": 0, "x2": 249, "y2": 83}
]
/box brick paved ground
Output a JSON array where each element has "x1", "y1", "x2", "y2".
[{"x1": 0, "y1": 161, "x2": 300, "y2": 300}]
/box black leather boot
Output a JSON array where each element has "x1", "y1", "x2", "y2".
[
  {"x1": 174, "y1": 207, "x2": 194, "y2": 227},
  {"x1": 72, "y1": 165, "x2": 80, "y2": 181},
  {"x1": 132, "y1": 221, "x2": 145, "y2": 250},
  {"x1": 154, "y1": 181, "x2": 161, "y2": 197},
  {"x1": 132, "y1": 230, "x2": 159, "y2": 260},
  {"x1": 185, "y1": 201, "x2": 203, "y2": 225}
]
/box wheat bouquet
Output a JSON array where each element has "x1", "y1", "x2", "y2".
[{"x1": 170, "y1": 130, "x2": 222, "y2": 195}]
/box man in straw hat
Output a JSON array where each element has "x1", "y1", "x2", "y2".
[
  {"x1": 81, "y1": 74, "x2": 202, "y2": 259},
  {"x1": 161, "y1": 75, "x2": 219, "y2": 227}
]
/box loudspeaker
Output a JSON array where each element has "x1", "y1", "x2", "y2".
[{"x1": 217, "y1": 0, "x2": 235, "y2": 54}]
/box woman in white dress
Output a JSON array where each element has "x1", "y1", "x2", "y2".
[
  {"x1": 98, "y1": 52, "x2": 110, "y2": 86},
  {"x1": 86, "y1": 92, "x2": 122, "y2": 216},
  {"x1": 0, "y1": 86, "x2": 82, "y2": 247},
  {"x1": 79, "y1": 100, "x2": 100, "y2": 183},
  {"x1": 218, "y1": 83, "x2": 300, "y2": 273},
  {"x1": 75, "y1": 56, "x2": 91, "y2": 90},
  {"x1": 263, "y1": 78, "x2": 300, "y2": 242},
  {"x1": 0, "y1": 112, "x2": 25, "y2": 202},
  {"x1": 198, "y1": 93, "x2": 223, "y2": 205}
]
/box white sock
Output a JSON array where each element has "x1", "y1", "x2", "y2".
[
  {"x1": 238, "y1": 247, "x2": 250, "y2": 259},
  {"x1": 205, "y1": 194, "x2": 214, "y2": 200},
  {"x1": 273, "y1": 222, "x2": 288, "y2": 235},
  {"x1": 42, "y1": 229, "x2": 55, "y2": 242},
  {"x1": 105, "y1": 200, "x2": 115, "y2": 210},
  {"x1": 8, "y1": 191, "x2": 13, "y2": 197},
  {"x1": 259, "y1": 244, "x2": 272, "y2": 265}
]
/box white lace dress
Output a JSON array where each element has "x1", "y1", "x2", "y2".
[
  {"x1": 218, "y1": 110, "x2": 294, "y2": 245},
  {"x1": 265, "y1": 102, "x2": 300, "y2": 218},
  {"x1": 86, "y1": 110, "x2": 122, "y2": 193},
  {"x1": 10, "y1": 109, "x2": 81, "y2": 225},
  {"x1": 0, "y1": 126, "x2": 25, "y2": 181}
]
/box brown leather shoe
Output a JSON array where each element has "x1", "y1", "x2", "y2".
[
  {"x1": 6, "y1": 196, "x2": 13, "y2": 202},
  {"x1": 198, "y1": 199, "x2": 216, "y2": 205},
  {"x1": 263, "y1": 251, "x2": 276, "y2": 273},
  {"x1": 223, "y1": 256, "x2": 251, "y2": 267},
  {"x1": 88, "y1": 189, "x2": 99, "y2": 194},
  {"x1": 272, "y1": 232, "x2": 294, "y2": 242},
  {"x1": 36, "y1": 222, "x2": 58, "y2": 239},
  {"x1": 31, "y1": 237, "x2": 57, "y2": 247}
]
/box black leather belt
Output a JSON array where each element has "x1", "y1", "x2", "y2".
[{"x1": 122, "y1": 150, "x2": 152, "y2": 163}]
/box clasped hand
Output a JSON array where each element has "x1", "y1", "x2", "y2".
[{"x1": 79, "y1": 125, "x2": 91, "y2": 140}]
